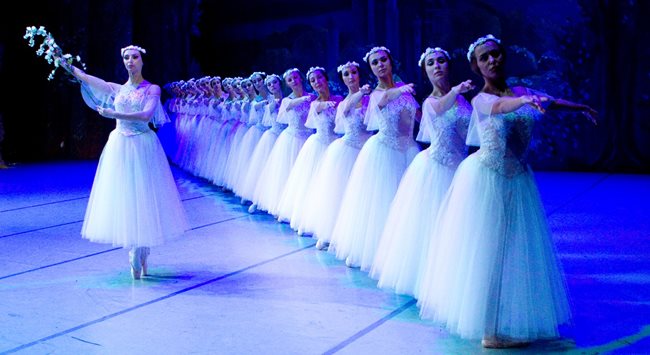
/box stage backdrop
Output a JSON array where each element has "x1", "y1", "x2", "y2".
[{"x1": 1, "y1": 0, "x2": 648, "y2": 172}]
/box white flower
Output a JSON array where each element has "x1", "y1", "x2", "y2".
[{"x1": 23, "y1": 25, "x2": 86, "y2": 80}]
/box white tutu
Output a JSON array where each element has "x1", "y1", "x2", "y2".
[
  {"x1": 369, "y1": 152, "x2": 456, "y2": 296},
  {"x1": 298, "y1": 138, "x2": 363, "y2": 238},
  {"x1": 417, "y1": 92, "x2": 571, "y2": 341},
  {"x1": 328, "y1": 135, "x2": 419, "y2": 270},
  {"x1": 231, "y1": 124, "x2": 265, "y2": 196},
  {"x1": 417, "y1": 156, "x2": 571, "y2": 340},
  {"x1": 328, "y1": 88, "x2": 420, "y2": 271},
  {"x1": 277, "y1": 100, "x2": 340, "y2": 226},
  {"x1": 252, "y1": 127, "x2": 311, "y2": 214},
  {"x1": 299, "y1": 96, "x2": 371, "y2": 241},
  {"x1": 82, "y1": 127, "x2": 188, "y2": 247},
  {"x1": 251, "y1": 95, "x2": 314, "y2": 214},
  {"x1": 369, "y1": 95, "x2": 471, "y2": 297}
]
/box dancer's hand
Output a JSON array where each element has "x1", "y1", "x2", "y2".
[
  {"x1": 97, "y1": 106, "x2": 116, "y2": 119},
  {"x1": 452, "y1": 80, "x2": 475, "y2": 94},
  {"x1": 582, "y1": 106, "x2": 598, "y2": 125},
  {"x1": 520, "y1": 95, "x2": 549, "y2": 114},
  {"x1": 360, "y1": 84, "x2": 371, "y2": 95}
]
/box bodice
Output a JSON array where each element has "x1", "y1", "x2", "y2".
[
  {"x1": 421, "y1": 95, "x2": 472, "y2": 167},
  {"x1": 367, "y1": 88, "x2": 418, "y2": 151},
  {"x1": 336, "y1": 95, "x2": 371, "y2": 149},
  {"x1": 113, "y1": 84, "x2": 153, "y2": 136},
  {"x1": 472, "y1": 92, "x2": 540, "y2": 177}
]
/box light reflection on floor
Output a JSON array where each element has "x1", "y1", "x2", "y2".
[{"x1": 1, "y1": 161, "x2": 649, "y2": 354}]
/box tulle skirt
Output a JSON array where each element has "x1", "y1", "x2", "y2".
[
  {"x1": 82, "y1": 129, "x2": 188, "y2": 248},
  {"x1": 299, "y1": 138, "x2": 365, "y2": 239},
  {"x1": 276, "y1": 134, "x2": 335, "y2": 226},
  {"x1": 240, "y1": 129, "x2": 281, "y2": 203},
  {"x1": 252, "y1": 129, "x2": 310, "y2": 214},
  {"x1": 417, "y1": 154, "x2": 571, "y2": 341},
  {"x1": 328, "y1": 135, "x2": 419, "y2": 271},
  {"x1": 195, "y1": 118, "x2": 223, "y2": 180},
  {"x1": 231, "y1": 125, "x2": 266, "y2": 196},
  {"x1": 191, "y1": 117, "x2": 219, "y2": 177},
  {"x1": 223, "y1": 123, "x2": 249, "y2": 190},
  {"x1": 209, "y1": 120, "x2": 238, "y2": 186},
  {"x1": 369, "y1": 150, "x2": 457, "y2": 297}
]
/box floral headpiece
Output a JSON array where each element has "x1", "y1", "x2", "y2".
[
  {"x1": 282, "y1": 68, "x2": 300, "y2": 80},
  {"x1": 120, "y1": 45, "x2": 147, "y2": 57},
  {"x1": 363, "y1": 46, "x2": 390, "y2": 63},
  {"x1": 466, "y1": 34, "x2": 501, "y2": 62},
  {"x1": 306, "y1": 66, "x2": 326, "y2": 79},
  {"x1": 23, "y1": 25, "x2": 86, "y2": 81},
  {"x1": 418, "y1": 47, "x2": 450, "y2": 67},
  {"x1": 264, "y1": 74, "x2": 281, "y2": 85},
  {"x1": 337, "y1": 61, "x2": 360, "y2": 73},
  {"x1": 211, "y1": 76, "x2": 222, "y2": 82},
  {"x1": 250, "y1": 71, "x2": 266, "y2": 79}
]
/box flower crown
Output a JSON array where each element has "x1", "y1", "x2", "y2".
[
  {"x1": 363, "y1": 46, "x2": 390, "y2": 63},
  {"x1": 337, "y1": 61, "x2": 360, "y2": 73},
  {"x1": 282, "y1": 68, "x2": 300, "y2": 80},
  {"x1": 264, "y1": 74, "x2": 281, "y2": 85},
  {"x1": 466, "y1": 34, "x2": 501, "y2": 61},
  {"x1": 306, "y1": 66, "x2": 326, "y2": 79},
  {"x1": 418, "y1": 47, "x2": 450, "y2": 67},
  {"x1": 121, "y1": 45, "x2": 147, "y2": 57},
  {"x1": 250, "y1": 71, "x2": 266, "y2": 79}
]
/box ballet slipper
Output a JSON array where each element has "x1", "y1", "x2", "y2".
[
  {"x1": 129, "y1": 247, "x2": 142, "y2": 280},
  {"x1": 140, "y1": 247, "x2": 150, "y2": 276},
  {"x1": 481, "y1": 336, "x2": 530, "y2": 349}
]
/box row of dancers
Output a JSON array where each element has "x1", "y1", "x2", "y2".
[{"x1": 166, "y1": 35, "x2": 598, "y2": 348}]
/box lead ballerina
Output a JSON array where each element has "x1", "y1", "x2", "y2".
[
  {"x1": 59, "y1": 45, "x2": 189, "y2": 280},
  {"x1": 416, "y1": 35, "x2": 598, "y2": 348}
]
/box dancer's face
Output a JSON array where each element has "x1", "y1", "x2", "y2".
[
  {"x1": 474, "y1": 41, "x2": 504, "y2": 81},
  {"x1": 285, "y1": 72, "x2": 302, "y2": 91},
  {"x1": 242, "y1": 80, "x2": 256, "y2": 95},
  {"x1": 424, "y1": 51, "x2": 449, "y2": 86},
  {"x1": 308, "y1": 70, "x2": 328, "y2": 94},
  {"x1": 368, "y1": 50, "x2": 392, "y2": 79},
  {"x1": 266, "y1": 77, "x2": 281, "y2": 95},
  {"x1": 122, "y1": 49, "x2": 143, "y2": 73},
  {"x1": 341, "y1": 66, "x2": 360, "y2": 90},
  {"x1": 251, "y1": 74, "x2": 265, "y2": 91}
]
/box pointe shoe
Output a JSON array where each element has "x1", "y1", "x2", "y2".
[
  {"x1": 140, "y1": 247, "x2": 150, "y2": 276},
  {"x1": 129, "y1": 248, "x2": 142, "y2": 280},
  {"x1": 481, "y1": 337, "x2": 530, "y2": 349},
  {"x1": 248, "y1": 204, "x2": 257, "y2": 213},
  {"x1": 345, "y1": 257, "x2": 357, "y2": 268},
  {"x1": 315, "y1": 240, "x2": 329, "y2": 250}
]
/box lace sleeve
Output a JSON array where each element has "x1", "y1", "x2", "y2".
[
  {"x1": 417, "y1": 97, "x2": 438, "y2": 143},
  {"x1": 276, "y1": 98, "x2": 291, "y2": 124},
  {"x1": 364, "y1": 90, "x2": 383, "y2": 131},
  {"x1": 305, "y1": 101, "x2": 319, "y2": 129},
  {"x1": 80, "y1": 81, "x2": 117, "y2": 111},
  {"x1": 466, "y1": 93, "x2": 498, "y2": 146}
]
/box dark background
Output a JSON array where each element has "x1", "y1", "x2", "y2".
[{"x1": 1, "y1": 0, "x2": 648, "y2": 172}]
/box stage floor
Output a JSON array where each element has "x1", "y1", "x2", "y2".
[{"x1": 1, "y1": 161, "x2": 649, "y2": 354}]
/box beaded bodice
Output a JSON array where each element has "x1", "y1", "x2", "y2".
[
  {"x1": 368, "y1": 88, "x2": 418, "y2": 151},
  {"x1": 308, "y1": 100, "x2": 339, "y2": 144},
  {"x1": 336, "y1": 95, "x2": 371, "y2": 149},
  {"x1": 113, "y1": 84, "x2": 153, "y2": 136},
  {"x1": 281, "y1": 95, "x2": 313, "y2": 138},
  {"x1": 422, "y1": 95, "x2": 472, "y2": 167},
  {"x1": 473, "y1": 92, "x2": 539, "y2": 177}
]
